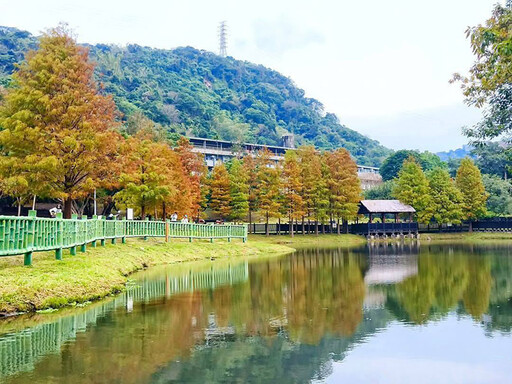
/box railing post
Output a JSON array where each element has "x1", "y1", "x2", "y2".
[
  {"x1": 122, "y1": 217, "x2": 126, "y2": 244},
  {"x1": 24, "y1": 210, "x2": 36, "y2": 266},
  {"x1": 111, "y1": 216, "x2": 117, "y2": 244},
  {"x1": 143, "y1": 217, "x2": 149, "y2": 241},
  {"x1": 80, "y1": 216, "x2": 87, "y2": 253},
  {"x1": 101, "y1": 216, "x2": 106, "y2": 246},
  {"x1": 55, "y1": 212, "x2": 63, "y2": 260},
  {"x1": 70, "y1": 214, "x2": 78, "y2": 256},
  {"x1": 91, "y1": 215, "x2": 97, "y2": 248}
]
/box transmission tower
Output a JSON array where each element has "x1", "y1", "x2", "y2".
[{"x1": 218, "y1": 21, "x2": 227, "y2": 57}]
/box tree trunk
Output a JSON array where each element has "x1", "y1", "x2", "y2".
[
  {"x1": 162, "y1": 202, "x2": 167, "y2": 220},
  {"x1": 249, "y1": 210, "x2": 252, "y2": 234},
  {"x1": 290, "y1": 215, "x2": 294, "y2": 238},
  {"x1": 469, "y1": 221, "x2": 473, "y2": 232},
  {"x1": 141, "y1": 204, "x2": 146, "y2": 220},
  {"x1": 315, "y1": 220, "x2": 319, "y2": 236},
  {"x1": 17, "y1": 198, "x2": 22, "y2": 216},
  {"x1": 64, "y1": 197, "x2": 73, "y2": 219},
  {"x1": 322, "y1": 220, "x2": 326, "y2": 234},
  {"x1": 265, "y1": 212, "x2": 269, "y2": 236},
  {"x1": 302, "y1": 216, "x2": 305, "y2": 235},
  {"x1": 278, "y1": 217, "x2": 281, "y2": 235},
  {"x1": 337, "y1": 218, "x2": 341, "y2": 234}
]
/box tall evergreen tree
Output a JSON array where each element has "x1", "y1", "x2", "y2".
[
  {"x1": 256, "y1": 149, "x2": 282, "y2": 236},
  {"x1": 283, "y1": 151, "x2": 304, "y2": 237},
  {"x1": 175, "y1": 137, "x2": 207, "y2": 219},
  {"x1": 228, "y1": 159, "x2": 249, "y2": 222},
  {"x1": 297, "y1": 146, "x2": 320, "y2": 233},
  {"x1": 0, "y1": 26, "x2": 121, "y2": 218},
  {"x1": 242, "y1": 155, "x2": 258, "y2": 230},
  {"x1": 455, "y1": 158, "x2": 488, "y2": 227},
  {"x1": 209, "y1": 163, "x2": 232, "y2": 220},
  {"x1": 114, "y1": 132, "x2": 175, "y2": 219},
  {"x1": 325, "y1": 149, "x2": 361, "y2": 233},
  {"x1": 393, "y1": 157, "x2": 433, "y2": 224},
  {"x1": 428, "y1": 168, "x2": 464, "y2": 225}
]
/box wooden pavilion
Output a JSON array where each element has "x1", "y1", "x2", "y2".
[
  {"x1": 351, "y1": 200, "x2": 418, "y2": 236},
  {"x1": 358, "y1": 200, "x2": 415, "y2": 223}
]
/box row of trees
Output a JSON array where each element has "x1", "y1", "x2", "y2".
[
  {"x1": 393, "y1": 157, "x2": 488, "y2": 226},
  {"x1": 208, "y1": 146, "x2": 362, "y2": 236},
  {"x1": 0, "y1": 26, "x2": 363, "y2": 228}
]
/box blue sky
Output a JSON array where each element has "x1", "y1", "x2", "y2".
[{"x1": 0, "y1": 0, "x2": 501, "y2": 151}]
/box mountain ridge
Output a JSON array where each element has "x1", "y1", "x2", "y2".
[{"x1": 0, "y1": 26, "x2": 391, "y2": 166}]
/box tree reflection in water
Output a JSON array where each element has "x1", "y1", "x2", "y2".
[{"x1": 1, "y1": 243, "x2": 511, "y2": 383}]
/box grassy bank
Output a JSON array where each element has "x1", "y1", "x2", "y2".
[
  {"x1": 0, "y1": 238, "x2": 292, "y2": 315},
  {"x1": 250, "y1": 233, "x2": 367, "y2": 248},
  {"x1": 420, "y1": 232, "x2": 512, "y2": 242}
]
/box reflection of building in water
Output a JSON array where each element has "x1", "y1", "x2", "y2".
[{"x1": 364, "y1": 243, "x2": 419, "y2": 286}]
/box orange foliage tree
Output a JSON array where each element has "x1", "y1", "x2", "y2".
[{"x1": 0, "y1": 26, "x2": 121, "y2": 218}]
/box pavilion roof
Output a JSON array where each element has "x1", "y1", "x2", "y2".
[{"x1": 358, "y1": 200, "x2": 416, "y2": 214}]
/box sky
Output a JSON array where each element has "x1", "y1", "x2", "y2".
[{"x1": 0, "y1": 0, "x2": 501, "y2": 152}]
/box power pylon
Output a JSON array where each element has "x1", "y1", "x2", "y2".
[{"x1": 218, "y1": 21, "x2": 227, "y2": 57}]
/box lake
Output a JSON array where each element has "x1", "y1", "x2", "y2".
[{"x1": 1, "y1": 242, "x2": 511, "y2": 383}]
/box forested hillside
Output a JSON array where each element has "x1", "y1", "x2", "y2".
[{"x1": 0, "y1": 26, "x2": 391, "y2": 166}]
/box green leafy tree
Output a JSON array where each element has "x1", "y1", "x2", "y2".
[
  {"x1": 364, "y1": 180, "x2": 395, "y2": 200},
  {"x1": 428, "y1": 168, "x2": 464, "y2": 225},
  {"x1": 393, "y1": 157, "x2": 432, "y2": 224},
  {"x1": 482, "y1": 174, "x2": 512, "y2": 215},
  {"x1": 419, "y1": 151, "x2": 446, "y2": 172},
  {"x1": 455, "y1": 158, "x2": 489, "y2": 225},
  {"x1": 380, "y1": 150, "x2": 422, "y2": 181},
  {"x1": 452, "y1": 2, "x2": 512, "y2": 142},
  {"x1": 228, "y1": 159, "x2": 249, "y2": 222},
  {"x1": 471, "y1": 143, "x2": 510, "y2": 179}
]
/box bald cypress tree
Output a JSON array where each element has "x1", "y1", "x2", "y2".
[
  {"x1": 456, "y1": 158, "x2": 488, "y2": 230},
  {"x1": 228, "y1": 159, "x2": 249, "y2": 222},
  {"x1": 393, "y1": 157, "x2": 433, "y2": 224},
  {"x1": 428, "y1": 168, "x2": 464, "y2": 225},
  {"x1": 0, "y1": 26, "x2": 121, "y2": 218},
  {"x1": 209, "y1": 163, "x2": 232, "y2": 220}
]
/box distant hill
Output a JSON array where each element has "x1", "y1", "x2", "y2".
[
  {"x1": 0, "y1": 26, "x2": 391, "y2": 166},
  {"x1": 436, "y1": 145, "x2": 473, "y2": 161}
]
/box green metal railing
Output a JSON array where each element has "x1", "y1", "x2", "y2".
[{"x1": 0, "y1": 211, "x2": 248, "y2": 265}]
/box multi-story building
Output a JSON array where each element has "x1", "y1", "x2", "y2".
[{"x1": 188, "y1": 136, "x2": 383, "y2": 190}]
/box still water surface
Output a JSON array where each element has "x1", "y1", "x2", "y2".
[{"x1": 1, "y1": 242, "x2": 512, "y2": 383}]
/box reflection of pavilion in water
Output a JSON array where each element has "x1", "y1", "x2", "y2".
[
  {"x1": 364, "y1": 242, "x2": 419, "y2": 285},
  {"x1": 363, "y1": 242, "x2": 419, "y2": 309}
]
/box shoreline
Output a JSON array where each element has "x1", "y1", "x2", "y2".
[
  {"x1": 0, "y1": 237, "x2": 293, "y2": 316},
  {"x1": 3, "y1": 231, "x2": 511, "y2": 316}
]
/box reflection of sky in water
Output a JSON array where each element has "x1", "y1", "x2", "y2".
[
  {"x1": 1, "y1": 244, "x2": 511, "y2": 383},
  {"x1": 327, "y1": 317, "x2": 512, "y2": 384}
]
